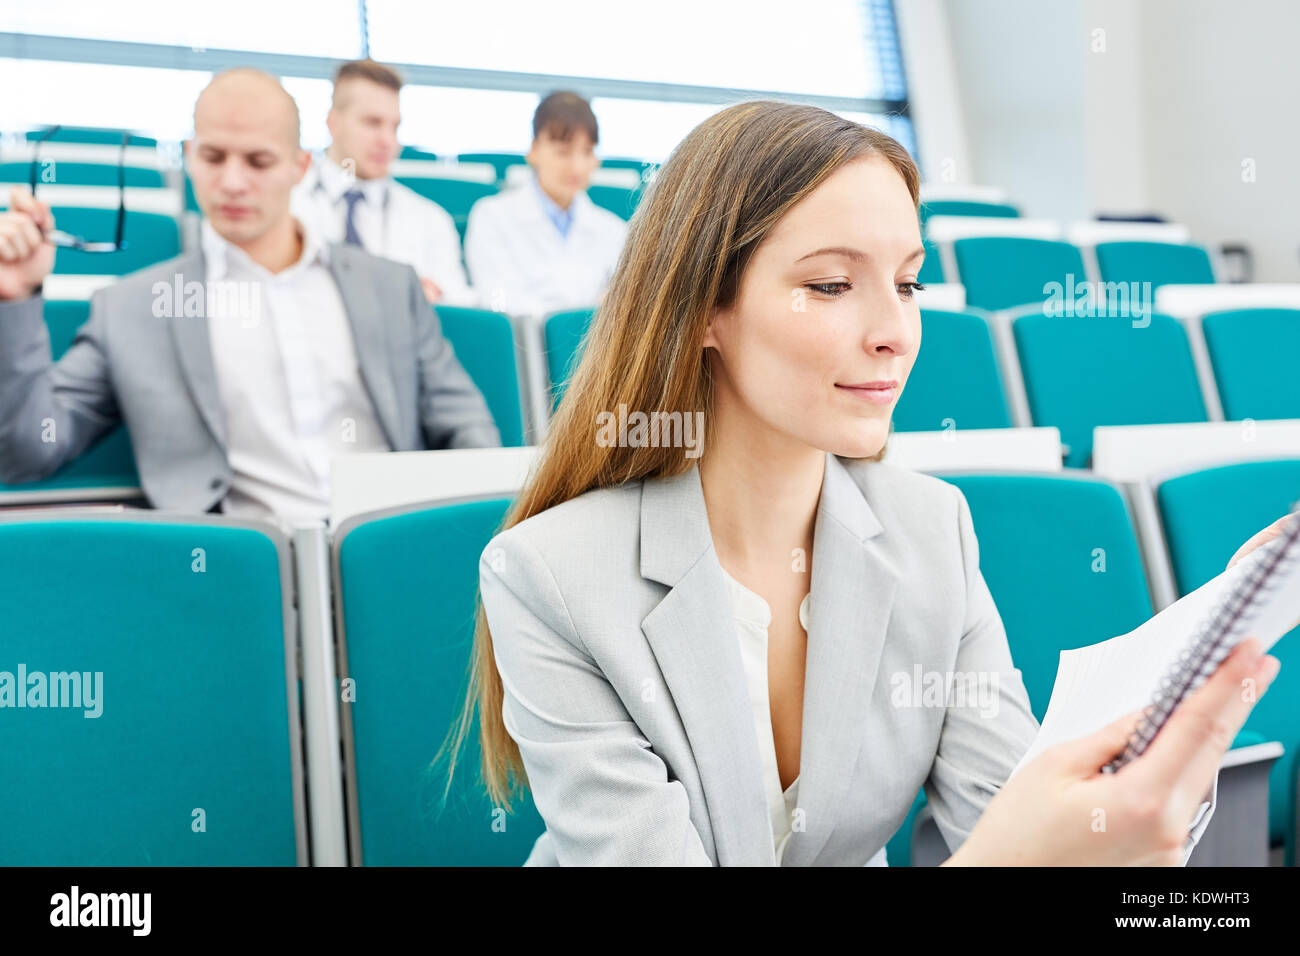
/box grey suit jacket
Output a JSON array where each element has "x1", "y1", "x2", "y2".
[
  {"x1": 478, "y1": 452, "x2": 1041, "y2": 866},
  {"x1": 0, "y1": 245, "x2": 500, "y2": 511}
]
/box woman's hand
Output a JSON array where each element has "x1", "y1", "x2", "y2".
[
  {"x1": 945, "y1": 638, "x2": 1279, "y2": 866},
  {"x1": 1228, "y1": 513, "x2": 1295, "y2": 570}
]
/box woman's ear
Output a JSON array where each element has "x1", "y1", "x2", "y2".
[{"x1": 702, "y1": 304, "x2": 727, "y2": 351}]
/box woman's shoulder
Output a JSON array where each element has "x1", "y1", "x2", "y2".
[{"x1": 481, "y1": 479, "x2": 644, "y2": 574}]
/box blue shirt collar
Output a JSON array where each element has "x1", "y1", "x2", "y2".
[{"x1": 530, "y1": 174, "x2": 575, "y2": 239}]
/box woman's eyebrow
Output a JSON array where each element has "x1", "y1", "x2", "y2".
[{"x1": 796, "y1": 245, "x2": 927, "y2": 264}]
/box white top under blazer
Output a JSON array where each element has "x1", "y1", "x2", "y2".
[{"x1": 720, "y1": 567, "x2": 887, "y2": 866}]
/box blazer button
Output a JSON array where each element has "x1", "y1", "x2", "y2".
[{"x1": 210, "y1": 478, "x2": 222, "y2": 490}]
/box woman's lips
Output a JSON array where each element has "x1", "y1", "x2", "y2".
[{"x1": 836, "y1": 382, "x2": 898, "y2": 405}]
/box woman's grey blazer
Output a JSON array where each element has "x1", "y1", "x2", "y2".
[{"x1": 478, "y1": 452, "x2": 1041, "y2": 865}]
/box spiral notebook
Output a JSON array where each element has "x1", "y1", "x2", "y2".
[{"x1": 1009, "y1": 504, "x2": 1300, "y2": 780}]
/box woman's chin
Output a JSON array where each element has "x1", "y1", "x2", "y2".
[{"x1": 822, "y1": 421, "x2": 891, "y2": 460}]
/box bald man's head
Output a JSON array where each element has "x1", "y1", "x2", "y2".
[
  {"x1": 187, "y1": 68, "x2": 311, "y2": 248},
  {"x1": 194, "y1": 68, "x2": 301, "y2": 147}
]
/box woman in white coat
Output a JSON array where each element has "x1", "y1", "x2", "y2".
[
  {"x1": 441, "y1": 101, "x2": 1283, "y2": 866},
  {"x1": 464, "y1": 92, "x2": 628, "y2": 316}
]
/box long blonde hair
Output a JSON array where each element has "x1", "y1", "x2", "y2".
[{"x1": 438, "y1": 100, "x2": 920, "y2": 809}]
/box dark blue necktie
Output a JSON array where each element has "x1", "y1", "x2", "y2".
[{"x1": 343, "y1": 189, "x2": 365, "y2": 246}]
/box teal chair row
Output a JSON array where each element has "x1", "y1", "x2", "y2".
[
  {"x1": 0, "y1": 301, "x2": 141, "y2": 504},
  {"x1": 0, "y1": 511, "x2": 306, "y2": 865},
  {"x1": 954, "y1": 237, "x2": 1213, "y2": 312},
  {"x1": 1156, "y1": 458, "x2": 1300, "y2": 864},
  {"x1": 24, "y1": 126, "x2": 158, "y2": 147},
  {"x1": 919, "y1": 199, "x2": 1019, "y2": 229},
  {"x1": 4, "y1": 471, "x2": 1289, "y2": 865},
  {"x1": 890, "y1": 469, "x2": 1289, "y2": 864},
  {"x1": 0, "y1": 161, "x2": 166, "y2": 188}
]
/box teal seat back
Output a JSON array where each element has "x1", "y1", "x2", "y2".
[
  {"x1": 48, "y1": 208, "x2": 180, "y2": 275},
  {"x1": 1156, "y1": 459, "x2": 1300, "y2": 861},
  {"x1": 0, "y1": 301, "x2": 139, "y2": 500},
  {"x1": 954, "y1": 237, "x2": 1085, "y2": 312},
  {"x1": 26, "y1": 127, "x2": 157, "y2": 147},
  {"x1": 456, "y1": 152, "x2": 524, "y2": 181},
  {"x1": 434, "y1": 306, "x2": 525, "y2": 447},
  {"x1": 586, "y1": 184, "x2": 640, "y2": 220},
  {"x1": 892, "y1": 308, "x2": 1011, "y2": 432},
  {"x1": 1202, "y1": 308, "x2": 1300, "y2": 421},
  {"x1": 917, "y1": 238, "x2": 944, "y2": 284},
  {"x1": 938, "y1": 474, "x2": 1154, "y2": 720},
  {"x1": 394, "y1": 178, "x2": 497, "y2": 240},
  {"x1": 544, "y1": 308, "x2": 595, "y2": 411},
  {"x1": 1013, "y1": 312, "x2": 1207, "y2": 467},
  {"x1": 400, "y1": 145, "x2": 439, "y2": 160},
  {"x1": 1094, "y1": 241, "x2": 1214, "y2": 309},
  {"x1": 335, "y1": 497, "x2": 546, "y2": 865},
  {"x1": 0, "y1": 515, "x2": 301, "y2": 864},
  {"x1": 1, "y1": 161, "x2": 166, "y2": 188},
  {"x1": 600, "y1": 158, "x2": 655, "y2": 175},
  {"x1": 919, "y1": 200, "x2": 1019, "y2": 228}
]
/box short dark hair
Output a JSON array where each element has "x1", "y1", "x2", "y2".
[
  {"x1": 332, "y1": 59, "x2": 402, "y2": 106},
  {"x1": 532, "y1": 91, "x2": 599, "y2": 145}
]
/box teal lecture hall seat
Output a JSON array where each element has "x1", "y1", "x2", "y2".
[
  {"x1": 0, "y1": 300, "x2": 140, "y2": 503},
  {"x1": 0, "y1": 161, "x2": 167, "y2": 188},
  {"x1": 455, "y1": 151, "x2": 525, "y2": 181},
  {"x1": 394, "y1": 176, "x2": 497, "y2": 240},
  {"x1": 891, "y1": 308, "x2": 1012, "y2": 432},
  {"x1": 543, "y1": 307, "x2": 595, "y2": 411},
  {"x1": 919, "y1": 199, "x2": 1019, "y2": 229},
  {"x1": 1156, "y1": 458, "x2": 1300, "y2": 865},
  {"x1": 1201, "y1": 308, "x2": 1300, "y2": 422},
  {"x1": 0, "y1": 513, "x2": 304, "y2": 865},
  {"x1": 1093, "y1": 240, "x2": 1215, "y2": 308},
  {"x1": 24, "y1": 126, "x2": 158, "y2": 147},
  {"x1": 434, "y1": 305, "x2": 526, "y2": 447},
  {"x1": 886, "y1": 473, "x2": 1154, "y2": 866},
  {"x1": 587, "y1": 183, "x2": 641, "y2": 220},
  {"x1": 332, "y1": 496, "x2": 546, "y2": 865},
  {"x1": 953, "y1": 236, "x2": 1086, "y2": 312},
  {"x1": 1012, "y1": 311, "x2": 1208, "y2": 468}
]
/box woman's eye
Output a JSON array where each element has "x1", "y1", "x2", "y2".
[
  {"x1": 897, "y1": 281, "x2": 926, "y2": 300},
  {"x1": 806, "y1": 281, "x2": 851, "y2": 297}
]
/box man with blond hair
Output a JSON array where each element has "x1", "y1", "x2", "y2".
[{"x1": 292, "y1": 59, "x2": 475, "y2": 305}]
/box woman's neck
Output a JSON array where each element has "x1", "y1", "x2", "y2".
[{"x1": 698, "y1": 398, "x2": 825, "y2": 575}]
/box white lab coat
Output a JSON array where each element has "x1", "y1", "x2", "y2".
[
  {"x1": 464, "y1": 176, "x2": 629, "y2": 316},
  {"x1": 291, "y1": 153, "x2": 478, "y2": 307}
]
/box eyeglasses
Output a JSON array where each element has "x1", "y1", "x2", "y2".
[{"x1": 28, "y1": 124, "x2": 128, "y2": 253}]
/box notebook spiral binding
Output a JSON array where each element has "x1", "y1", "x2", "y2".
[{"x1": 1102, "y1": 501, "x2": 1300, "y2": 774}]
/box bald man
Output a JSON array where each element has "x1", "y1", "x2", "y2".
[{"x1": 0, "y1": 68, "x2": 501, "y2": 525}]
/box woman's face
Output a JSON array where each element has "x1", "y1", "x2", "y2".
[{"x1": 703, "y1": 155, "x2": 925, "y2": 459}]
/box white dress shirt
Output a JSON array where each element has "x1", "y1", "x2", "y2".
[
  {"x1": 721, "y1": 567, "x2": 888, "y2": 866},
  {"x1": 201, "y1": 218, "x2": 389, "y2": 527},
  {"x1": 291, "y1": 152, "x2": 478, "y2": 307},
  {"x1": 463, "y1": 170, "x2": 629, "y2": 316}
]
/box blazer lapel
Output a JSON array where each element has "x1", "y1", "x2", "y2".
[
  {"x1": 328, "y1": 243, "x2": 403, "y2": 449},
  {"x1": 781, "y1": 453, "x2": 899, "y2": 866},
  {"x1": 638, "y1": 465, "x2": 774, "y2": 866},
  {"x1": 166, "y1": 251, "x2": 226, "y2": 450}
]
